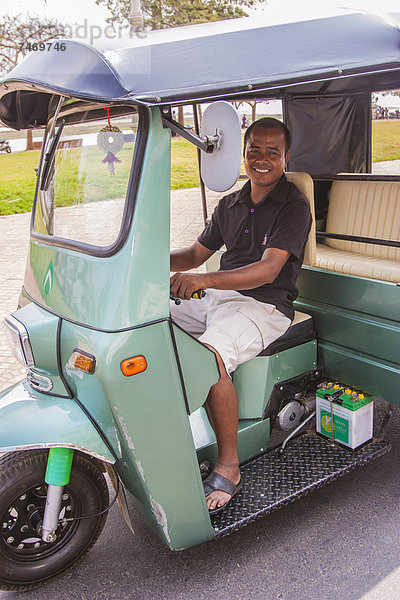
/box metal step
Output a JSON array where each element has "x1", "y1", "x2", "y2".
[{"x1": 211, "y1": 432, "x2": 391, "y2": 538}]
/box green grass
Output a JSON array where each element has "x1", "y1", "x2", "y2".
[
  {"x1": 0, "y1": 151, "x2": 39, "y2": 214},
  {"x1": 0, "y1": 138, "x2": 201, "y2": 215},
  {"x1": 53, "y1": 145, "x2": 134, "y2": 207},
  {"x1": 1, "y1": 121, "x2": 399, "y2": 215},
  {"x1": 372, "y1": 120, "x2": 400, "y2": 162},
  {"x1": 171, "y1": 138, "x2": 200, "y2": 189}
]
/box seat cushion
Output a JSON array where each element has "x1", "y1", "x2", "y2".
[
  {"x1": 316, "y1": 178, "x2": 400, "y2": 282},
  {"x1": 258, "y1": 311, "x2": 315, "y2": 356},
  {"x1": 316, "y1": 243, "x2": 400, "y2": 283}
]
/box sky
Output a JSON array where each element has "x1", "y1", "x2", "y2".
[
  {"x1": 7, "y1": 0, "x2": 110, "y2": 26},
  {"x1": 5, "y1": 0, "x2": 400, "y2": 27},
  {"x1": 3, "y1": 0, "x2": 400, "y2": 51}
]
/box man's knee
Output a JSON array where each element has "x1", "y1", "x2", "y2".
[{"x1": 203, "y1": 343, "x2": 229, "y2": 380}]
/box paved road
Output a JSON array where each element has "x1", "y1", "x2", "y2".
[
  {"x1": 0, "y1": 212, "x2": 31, "y2": 390},
  {"x1": 0, "y1": 165, "x2": 399, "y2": 599},
  {"x1": 0, "y1": 403, "x2": 398, "y2": 600}
]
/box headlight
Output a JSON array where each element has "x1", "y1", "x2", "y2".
[{"x1": 3, "y1": 315, "x2": 35, "y2": 367}]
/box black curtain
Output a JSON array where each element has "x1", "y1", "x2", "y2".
[{"x1": 284, "y1": 93, "x2": 371, "y2": 177}]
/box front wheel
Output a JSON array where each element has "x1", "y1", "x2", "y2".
[{"x1": 0, "y1": 450, "x2": 109, "y2": 591}]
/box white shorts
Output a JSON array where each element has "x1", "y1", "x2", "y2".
[{"x1": 170, "y1": 289, "x2": 291, "y2": 374}]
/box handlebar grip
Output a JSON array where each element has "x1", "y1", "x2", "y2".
[
  {"x1": 170, "y1": 290, "x2": 205, "y2": 304},
  {"x1": 191, "y1": 289, "x2": 206, "y2": 299}
]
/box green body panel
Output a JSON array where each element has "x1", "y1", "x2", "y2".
[
  {"x1": 59, "y1": 317, "x2": 214, "y2": 549},
  {"x1": 296, "y1": 266, "x2": 400, "y2": 405},
  {"x1": 295, "y1": 299, "x2": 399, "y2": 365},
  {"x1": 318, "y1": 343, "x2": 399, "y2": 402},
  {"x1": 0, "y1": 382, "x2": 115, "y2": 462},
  {"x1": 60, "y1": 320, "x2": 125, "y2": 458},
  {"x1": 23, "y1": 107, "x2": 171, "y2": 331},
  {"x1": 6, "y1": 301, "x2": 122, "y2": 459},
  {"x1": 172, "y1": 324, "x2": 219, "y2": 414},
  {"x1": 296, "y1": 266, "x2": 399, "y2": 321},
  {"x1": 45, "y1": 448, "x2": 74, "y2": 486},
  {"x1": 236, "y1": 418, "x2": 270, "y2": 462},
  {"x1": 194, "y1": 408, "x2": 270, "y2": 467},
  {"x1": 233, "y1": 341, "x2": 317, "y2": 419},
  {"x1": 95, "y1": 319, "x2": 214, "y2": 549},
  {"x1": 13, "y1": 302, "x2": 67, "y2": 396}
]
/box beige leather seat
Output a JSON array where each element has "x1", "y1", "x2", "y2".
[
  {"x1": 285, "y1": 171, "x2": 316, "y2": 267},
  {"x1": 316, "y1": 179, "x2": 400, "y2": 283}
]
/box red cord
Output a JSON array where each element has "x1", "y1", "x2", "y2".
[{"x1": 105, "y1": 106, "x2": 111, "y2": 130}]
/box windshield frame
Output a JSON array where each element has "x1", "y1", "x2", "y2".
[{"x1": 30, "y1": 101, "x2": 149, "y2": 258}]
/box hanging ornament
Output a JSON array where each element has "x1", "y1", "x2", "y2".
[
  {"x1": 97, "y1": 126, "x2": 124, "y2": 155},
  {"x1": 102, "y1": 151, "x2": 121, "y2": 175},
  {"x1": 97, "y1": 106, "x2": 124, "y2": 175}
]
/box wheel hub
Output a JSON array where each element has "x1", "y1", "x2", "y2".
[{"x1": 1, "y1": 484, "x2": 75, "y2": 558}]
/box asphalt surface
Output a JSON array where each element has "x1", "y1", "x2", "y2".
[{"x1": 0, "y1": 401, "x2": 398, "y2": 600}]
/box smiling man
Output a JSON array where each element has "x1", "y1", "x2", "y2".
[{"x1": 170, "y1": 117, "x2": 312, "y2": 514}]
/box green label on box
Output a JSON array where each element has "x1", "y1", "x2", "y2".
[{"x1": 320, "y1": 410, "x2": 349, "y2": 444}]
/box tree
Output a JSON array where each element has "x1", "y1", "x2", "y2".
[
  {"x1": 233, "y1": 99, "x2": 263, "y2": 124},
  {"x1": 95, "y1": 0, "x2": 257, "y2": 127},
  {"x1": 95, "y1": 0, "x2": 256, "y2": 30},
  {"x1": 0, "y1": 14, "x2": 67, "y2": 149},
  {"x1": 0, "y1": 14, "x2": 67, "y2": 75}
]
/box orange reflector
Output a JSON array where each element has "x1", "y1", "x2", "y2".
[
  {"x1": 121, "y1": 355, "x2": 147, "y2": 377},
  {"x1": 68, "y1": 350, "x2": 96, "y2": 374}
]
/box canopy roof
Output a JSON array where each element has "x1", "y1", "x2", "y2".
[{"x1": 1, "y1": 9, "x2": 399, "y2": 129}]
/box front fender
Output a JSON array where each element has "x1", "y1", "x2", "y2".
[{"x1": 0, "y1": 381, "x2": 116, "y2": 463}]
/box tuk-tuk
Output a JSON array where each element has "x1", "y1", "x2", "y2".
[{"x1": 0, "y1": 8, "x2": 399, "y2": 591}]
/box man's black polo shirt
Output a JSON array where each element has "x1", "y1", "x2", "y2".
[{"x1": 197, "y1": 175, "x2": 312, "y2": 320}]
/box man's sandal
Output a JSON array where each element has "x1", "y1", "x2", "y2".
[{"x1": 203, "y1": 471, "x2": 242, "y2": 515}]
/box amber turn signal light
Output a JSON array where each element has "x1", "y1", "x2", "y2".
[
  {"x1": 121, "y1": 355, "x2": 147, "y2": 376},
  {"x1": 68, "y1": 350, "x2": 96, "y2": 374}
]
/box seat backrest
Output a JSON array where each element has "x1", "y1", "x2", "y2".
[
  {"x1": 326, "y1": 179, "x2": 400, "y2": 260},
  {"x1": 285, "y1": 172, "x2": 316, "y2": 266}
]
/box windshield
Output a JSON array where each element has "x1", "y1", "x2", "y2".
[{"x1": 34, "y1": 107, "x2": 138, "y2": 249}]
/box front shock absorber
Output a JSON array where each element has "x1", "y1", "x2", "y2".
[{"x1": 42, "y1": 448, "x2": 74, "y2": 542}]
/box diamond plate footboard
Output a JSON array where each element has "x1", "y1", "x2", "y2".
[{"x1": 211, "y1": 433, "x2": 391, "y2": 538}]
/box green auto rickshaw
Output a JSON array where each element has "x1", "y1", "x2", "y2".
[{"x1": 0, "y1": 8, "x2": 399, "y2": 590}]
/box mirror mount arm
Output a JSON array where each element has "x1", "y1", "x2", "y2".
[{"x1": 160, "y1": 107, "x2": 215, "y2": 153}]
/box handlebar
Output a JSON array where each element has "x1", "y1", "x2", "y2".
[{"x1": 170, "y1": 289, "x2": 206, "y2": 305}]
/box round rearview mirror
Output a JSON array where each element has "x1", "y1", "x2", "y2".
[{"x1": 200, "y1": 101, "x2": 241, "y2": 192}]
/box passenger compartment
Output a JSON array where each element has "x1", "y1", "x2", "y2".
[{"x1": 315, "y1": 176, "x2": 400, "y2": 283}]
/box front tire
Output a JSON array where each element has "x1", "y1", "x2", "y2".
[{"x1": 0, "y1": 450, "x2": 109, "y2": 591}]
